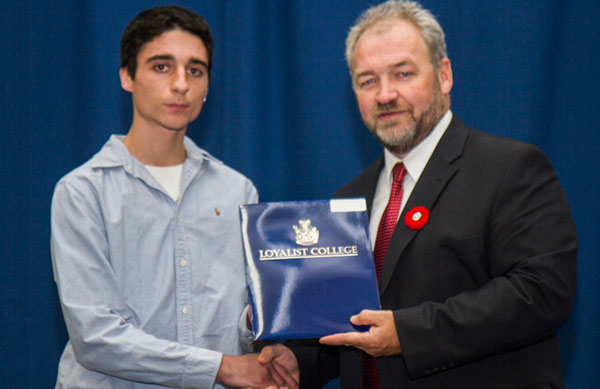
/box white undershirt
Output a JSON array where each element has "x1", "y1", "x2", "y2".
[
  {"x1": 368, "y1": 110, "x2": 453, "y2": 249},
  {"x1": 144, "y1": 164, "x2": 184, "y2": 202}
]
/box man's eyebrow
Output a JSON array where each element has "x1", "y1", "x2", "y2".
[
  {"x1": 391, "y1": 61, "x2": 413, "y2": 68},
  {"x1": 146, "y1": 55, "x2": 208, "y2": 70},
  {"x1": 355, "y1": 61, "x2": 415, "y2": 78},
  {"x1": 146, "y1": 55, "x2": 175, "y2": 63},
  {"x1": 189, "y1": 58, "x2": 209, "y2": 70},
  {"x1": 355, "y1": 70, "x2": 375, "y2": 80}
]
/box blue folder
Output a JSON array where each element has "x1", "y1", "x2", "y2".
[{"x1": 239, "y1": 199, "x2": 381, "y2": 340}]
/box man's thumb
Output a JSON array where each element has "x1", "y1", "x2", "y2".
[{"x1": 257, "y1": 346, "x2": 274, "y2": 364}]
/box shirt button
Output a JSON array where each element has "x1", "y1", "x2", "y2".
[
  {"x1": 180, "y1": 259, "x2": 187, "y2": 267},
  {"x1": 182, "y1": 306, "x2": 189, "y2": 314}
]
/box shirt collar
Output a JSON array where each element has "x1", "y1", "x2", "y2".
[
  {"x1": 90, "y1": 135, "x2": 220, "y2": 170},
  {"x1": 383, "y1": 109, "x2": 453, "y2": 184}
]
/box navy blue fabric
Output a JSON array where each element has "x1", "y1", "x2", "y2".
[{"x1": 1, "y1": 1, "x2": 597, "y2": 387}]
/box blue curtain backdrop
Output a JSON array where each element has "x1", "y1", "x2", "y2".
[{"x1": 1, "y1": 1, "x2": 598, "y2": 387}]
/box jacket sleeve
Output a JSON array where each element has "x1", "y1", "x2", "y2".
[
  {"x1": 394, "y1": 144, "x2": 577, "y2": 377},
  {"x1": 286, "y1": 340, "x2": 339, "y2": 389}
]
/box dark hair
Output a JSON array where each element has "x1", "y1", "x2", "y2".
[{"x1": 120, "y1": 5, "x2": 213, "y2": 79}]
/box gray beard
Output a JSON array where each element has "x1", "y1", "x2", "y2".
[{"x1": 367, "y1": 87, "x2": 446, "y2": 156}]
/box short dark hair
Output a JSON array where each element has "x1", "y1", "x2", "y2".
[{"x1": 120, "y1": 5, "x2": 214, "y2": 79}]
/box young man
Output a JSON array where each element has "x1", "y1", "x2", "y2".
[
  {"x1": 260, "y1": 1, "x2": 577, "y2": 387},
  {"x1": 51, "y1": 6, "x2": 295, "y2": 388}
]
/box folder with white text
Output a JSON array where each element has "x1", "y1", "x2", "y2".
[{"x1": 239, "y1": 198, "x2": 380, "y2": 340}]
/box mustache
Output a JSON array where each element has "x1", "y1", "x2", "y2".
[{"x1": 373, "y1": 102, "x2": 412, "y2": 115}]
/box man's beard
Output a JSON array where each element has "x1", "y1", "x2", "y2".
[{"x1": 364, "y1": 84, "x2": 446, "y2": 156}]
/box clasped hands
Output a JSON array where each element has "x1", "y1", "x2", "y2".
[
  {"x1": 233, "y1": 309, "x2": 400, "y2": 389},
  {"x1": 217, "y1": 346, "x2": 299, "y2": 389}
]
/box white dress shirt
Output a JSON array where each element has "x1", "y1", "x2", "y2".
[{"x1": 369, "y1": 110, "x2": 453, "y2": 249}]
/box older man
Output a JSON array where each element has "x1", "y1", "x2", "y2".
[{"x1": 261, "y1": 1, "x2": 577, "y2": 388}]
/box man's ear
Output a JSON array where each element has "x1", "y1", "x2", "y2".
[
  {"x1": 438, "y1": 58, "x2": 453, "y2": 96},
  {"x1": 119, "y1": 67, "x2": 134, "y2": 93}
]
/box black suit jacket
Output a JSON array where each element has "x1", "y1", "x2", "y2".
[{"x1": 295, "y1": 116, "x2": 577, "y2": 388}]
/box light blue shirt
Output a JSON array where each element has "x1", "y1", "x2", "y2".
[{"x1": 51, "y1": 135, "x2": 258, "y2": 388}]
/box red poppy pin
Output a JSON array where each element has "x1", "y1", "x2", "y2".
[{"x1": 405, "y1": 206, "x2": 429, "y2": 230}]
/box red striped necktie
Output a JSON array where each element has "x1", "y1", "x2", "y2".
[{"x1": 363, "y1": 162, "x2": 406, "y2": 389}]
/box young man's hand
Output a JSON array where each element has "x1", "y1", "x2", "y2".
[{"x1": 217, "y1": 352, "x2": 298, "y2": 389}]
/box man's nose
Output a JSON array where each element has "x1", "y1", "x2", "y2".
[
  {"x1": 171, "y1": 67, "x2": 189, "y2": 94},
  {"x1": 375, "y1": 80, "x2": 399, "y2": 105}
]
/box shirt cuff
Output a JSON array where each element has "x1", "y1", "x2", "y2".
[{"x1": 181, "y1": 348, "x2": 223, "y2": 389}]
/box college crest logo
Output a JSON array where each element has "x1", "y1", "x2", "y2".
[{"x1": 293, "y1": 219, "x2": 319, "y2": 246}]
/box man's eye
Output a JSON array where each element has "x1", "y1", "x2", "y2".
[
  {"x1": 188, "y1": 68, "x2": 204, "y2": 77},
  {"x1": 397, "y1": 72, "x2": 410, "y2": 78},
  {"x1": 154, "y1": 64, "x2": 168, "y2": 72},
  {"x1": 359, "y1": 79, "x2": 375, "y2": 88}
]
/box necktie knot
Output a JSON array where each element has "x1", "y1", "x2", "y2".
[{"x1": 392, "y1": 162, "x2": 406, "y2": 183}]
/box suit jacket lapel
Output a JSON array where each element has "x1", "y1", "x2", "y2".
[
  {"x1": 378, "y1": 116, "x2": 469, "y2": 296},
  {"x1": 362, "y1": 159, "x2": 384, "y2": 219}
]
